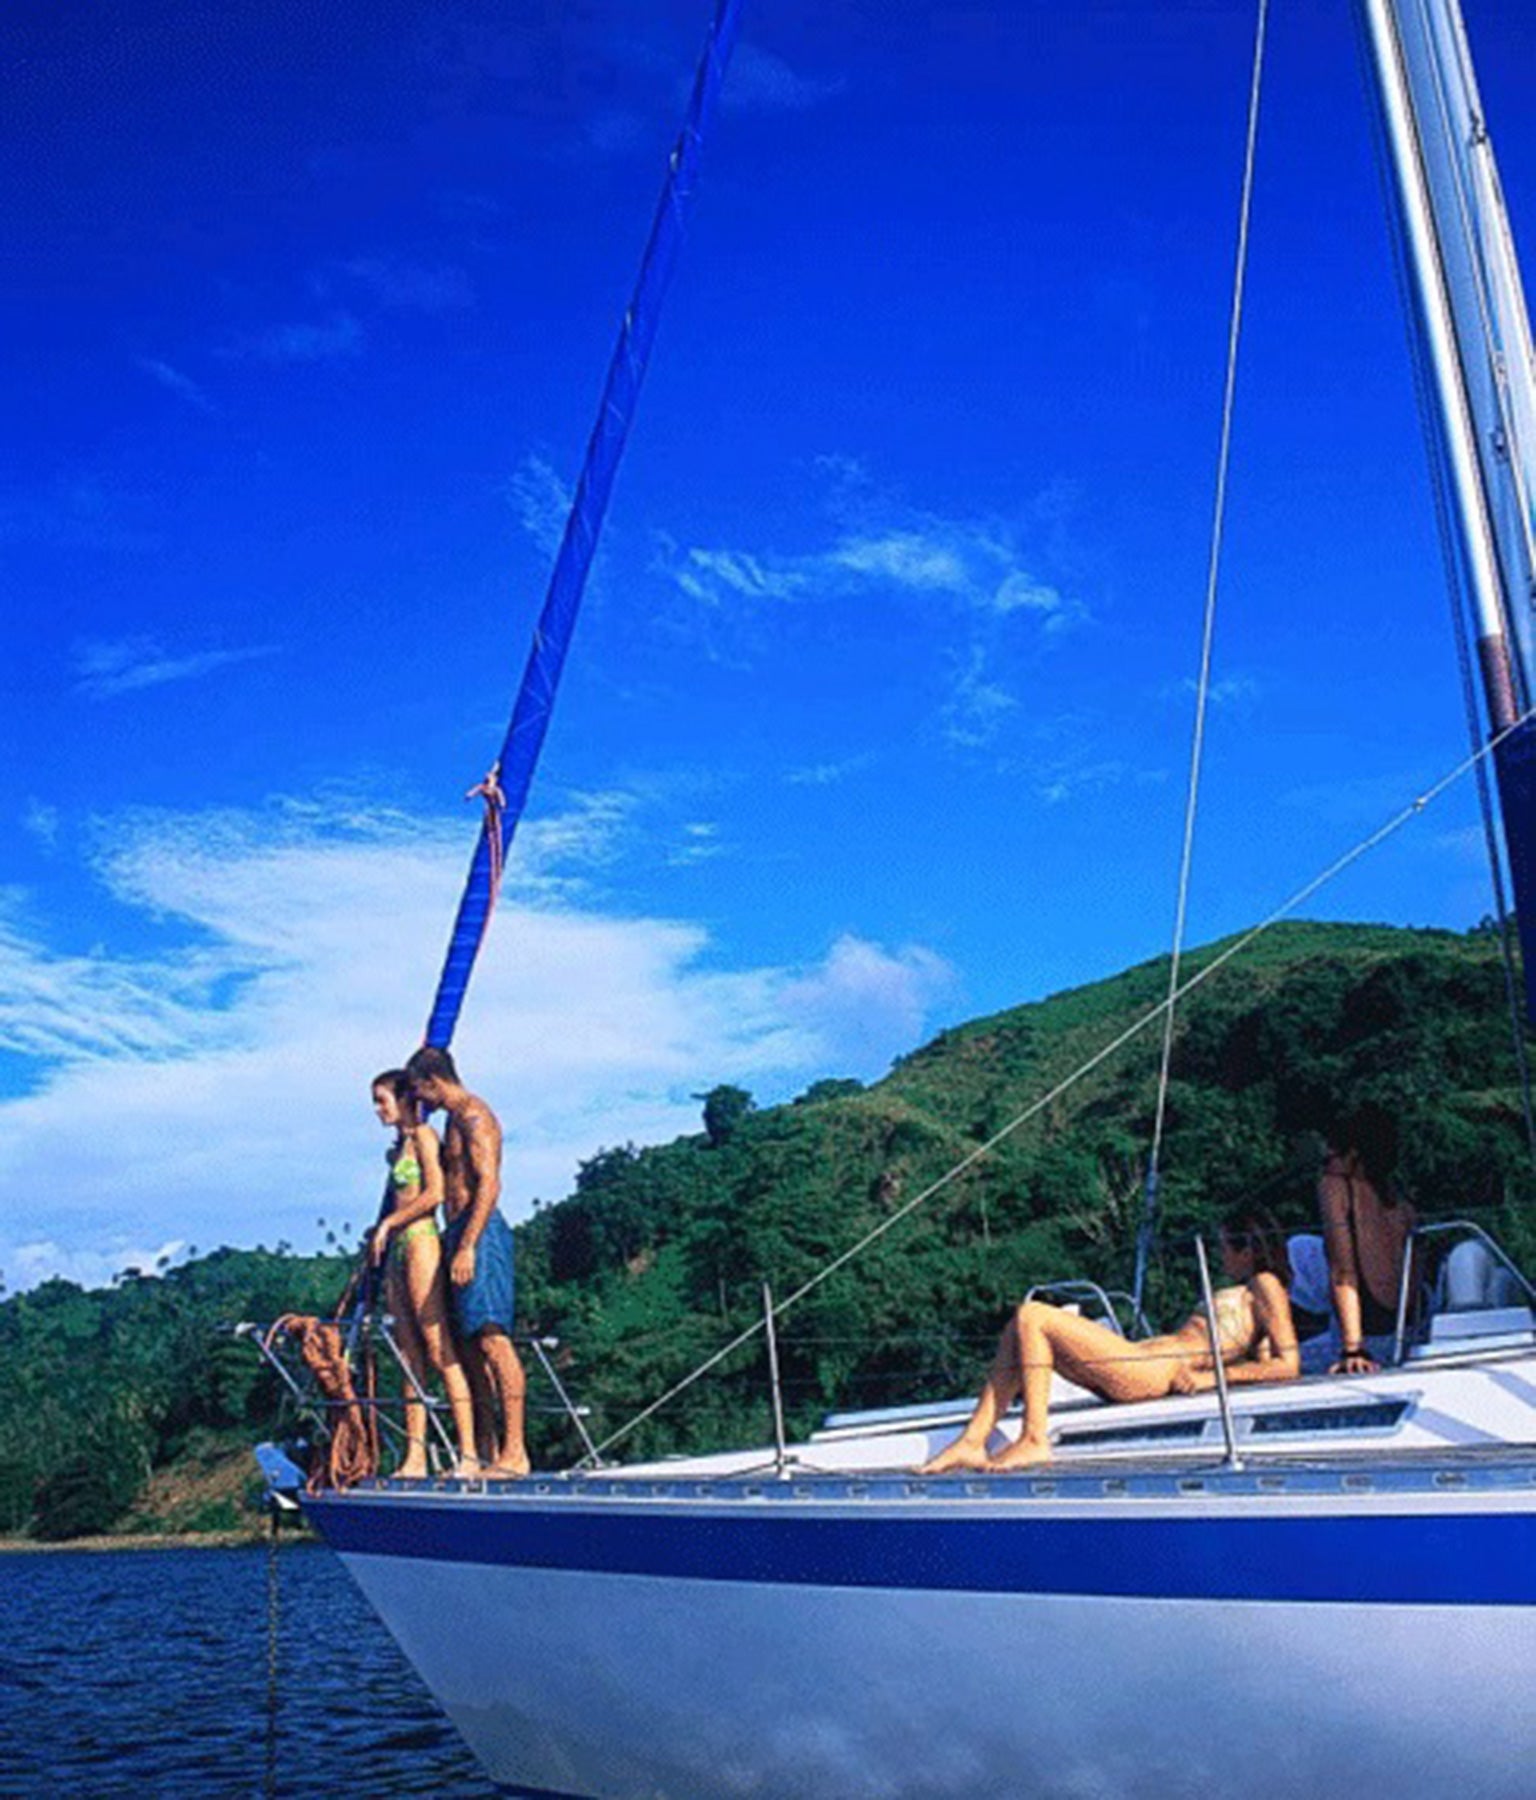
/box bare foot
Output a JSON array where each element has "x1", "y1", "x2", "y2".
[
  {"x1": 452, "y1": 1455, "x2": 483, "y2": 1479},
  {"x1": 917, "y1": 1437, "x2": 991, "y2": 1475},
  {"x1": 986, "y1": 1434, "x2": 1051, "y2": 1472},
  {"x1": 395, "y1": 1451, "x2": 429, "y2": 1480},
  {"x1": 488, "y1": 1456, "x2": 531, "y2": 1479}
]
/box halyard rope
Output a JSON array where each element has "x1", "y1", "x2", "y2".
[{"x1": 1138, "y1": 0, "x2": 1271, "y2": 1309}]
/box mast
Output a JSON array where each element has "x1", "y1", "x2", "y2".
[{"x1": 1360, "y1": 0, "x2": 1536, "y2": 1019}]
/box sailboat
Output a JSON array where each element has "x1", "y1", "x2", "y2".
[{"x1": 263, "y1": 1, "x2": 1536, "y2": 1794}]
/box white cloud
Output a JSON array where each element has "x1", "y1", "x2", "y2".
[
  {"x1": 338, "y1": 257, "x2": 473, "y2": 311},
  {"x1": 74, "y1": 637, "x2": 279, "y2": 699},
  {"x1": 657, "y1": 484, "x2": 1088, "y2": 640},
  {"x1": 248, "y1": 312, "x2": 364, "y2": 363},
  {"x1": 510, "y1": 454, "x2": 573, "y2": 557},
  {"x1": 677, "y1": 548, "x2": 806, "y2": 604},
  {"x1": 22, "y1": 800, "x2": 59, "y2": 851},
  {"x1": 137, "y1": 357, "x2": 216, "y2": 413},
  {"x1": 0, "y1": 796, "x2": 952, "y2": 1292},
  {"x1": 829, "y1": 533, "x2": 969, "y2": 592},
  {"x1": 787, "y1": 754, "x2": 875, "y2": 788},
  {"x1": 942, "y1": 644, "x2": 1018, "y2": 749},
  {"x1": 723, "y1": 43, "x2": 845, "y2": 114},
  {"x1": 4, "y1": 1238, "x2": 187, "y2": 1294}
]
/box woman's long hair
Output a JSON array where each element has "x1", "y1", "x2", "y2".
[
  {"x1": 1221, "y1": 1203, "x2": 1292, "y2": 1286},
  {"x1": 1332, "y1": 1101, "x2": 1400, "y2": 1200}
]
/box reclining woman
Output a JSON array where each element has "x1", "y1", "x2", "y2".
[
  {"x1": 920, "y1": 1207, "x2": 1300, "y2": 1473},
  {"x1": 369, "y1": 1069, "x2": 480, "y2": 1477}
]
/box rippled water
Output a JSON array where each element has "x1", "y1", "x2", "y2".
[{"x1": 0, "y1": 1540, "x2": 497, "y2": 1798}]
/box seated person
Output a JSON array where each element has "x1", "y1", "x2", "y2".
[
  {"x1": 920, "y1": 1206, "x2": 1300, "y2": 1473},
  {"x1": 1316, "y1": 1103, "x2": 1416, "y2": 1374},
  {"x1": 1441, "y1": 1236, "x2": 1523, "y2": 1312},
  {"x1": 1287, "y1": 1231, "x2": 1339, "y2": 1374}
]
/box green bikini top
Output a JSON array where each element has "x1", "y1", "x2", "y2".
[{"x1": 390, "y1": 1151, "x2": 423, "y2": 1190}]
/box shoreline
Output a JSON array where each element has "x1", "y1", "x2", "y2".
[{"x1": 0, "y1": 1525, "x2": 319, "y2": 1554}]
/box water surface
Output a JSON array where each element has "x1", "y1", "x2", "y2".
[{"x1": 0, "y1": 1539, "x2": 496, "y2": 1798}]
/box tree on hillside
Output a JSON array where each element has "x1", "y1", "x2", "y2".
[{"x1": 698, "y1": 1084, "x2": 755, "y2": 1147}]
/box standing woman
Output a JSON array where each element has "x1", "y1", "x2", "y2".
[
  {"x1": 369, "y1": 1069, "x2": 479, "y2": 1476},
  {"x1": 1317, "y1": 1103, "x2": 1417, "y2": 1374}
]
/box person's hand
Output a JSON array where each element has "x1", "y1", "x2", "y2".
[
  {"x1": 451, "y1": 1243, "x2": 477, "y2": 1287},
  {"x1": 369, "y1": 1222, "x2": 391, "y2": 1267},
  {"x1": 1170, "y1": 1363, "x2": 1209, "y2": 1395},
  {"x1": 1330, "y1": 1348, "x2": 1378, "y2": 1375}
]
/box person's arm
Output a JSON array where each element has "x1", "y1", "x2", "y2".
[
  {"x1": 371, "y1": 1128, "x2": 445, "y2": 1264},
  {"x1": 1318, "y1": 1157, "x2": 1373, "y2": 1371},
  {"x1": 1175, "y1": 1275, "x2": 1301, "y2": 1390},
  {"x1": 1226, "y1": 1273, "x2": 1300, "y2": 1384},
  {"x1": 449, "y1": 1106, "x2": 503, "y2": 1287}
]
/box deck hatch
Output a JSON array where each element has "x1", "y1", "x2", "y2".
[{"x1": 1248, "y1": 1400, "x2": 1410, "y2": 1436}]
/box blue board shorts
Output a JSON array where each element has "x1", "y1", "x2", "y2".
[{"x1": 442, "y1": 1209, "x2": 515, "y2": 1338}]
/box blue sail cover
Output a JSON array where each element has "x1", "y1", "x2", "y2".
[
  {"x1": 424, "y1": 0, "x2": 744, "y2": 1049},
  {"x1": 1494, "y1": 718, "x2": 1536, "y2": 1026}
]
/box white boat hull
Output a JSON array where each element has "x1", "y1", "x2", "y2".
[{"x1": 309, "y1": 1462, "x2": 1536, "y2": 1799}]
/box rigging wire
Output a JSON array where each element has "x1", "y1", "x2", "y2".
[
  {"x1": 580, "y1": 706, "x2": 1534, "y2": 1467},
  {"x1": 1133, "y1": 0, "x2": 1271, "y2": 1313}
]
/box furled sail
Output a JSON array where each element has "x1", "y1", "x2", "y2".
[
  {"x1": 424, "y1": 0, "x2": 743, "y2": 1049},
  {"x1": 1362, "y1": 0, "x2": 1536, "y2": 1020}
]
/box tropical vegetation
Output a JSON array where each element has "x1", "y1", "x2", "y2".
[{"x1": 3, "y1": 917, "x2": 1532, "y2": 1540}]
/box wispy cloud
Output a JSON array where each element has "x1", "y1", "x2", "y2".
[
  {"x1": 22, "y1": 801, "x2": 60, "y2": 852},
  {"x1": 675, "y1": 547, "x2": 807, "y2": 605},
  {"x1": 829, "y1": 533, "x2": 968, "y2": 592},
  {"x1": 74, "y1": 637, "x2": 279, "y2": 700},
  {"x1": 667, "y1": 820, "x2": 724, "y2": 867},
  {"x1": 137, "y1": 357, "x2": 217, "y2": 413},
  {"x1": 1035, "y1": 758, "x2": 1164, "y2": 807},
  {"x1": 787, "y1": 754, "x2": 876, "y2": 788},
  {"x1": 1160, "y1": 673, "x2": 1261, "y2": 709},
  {"x1": 656, "y1": 488, "x2": 1089, "y2": 635},
  {"x1": 510, "y1": 454, "x2": 572, "y2": 557},
  {"x1": 336, "y1": 257, "x2": 474, "y2": 312},
  {"x1": 723, "y1": 42, "x2": 846, "y2": 114},
  {"x1": 942, "y1": 644, "x2": 1018, "y2": 748},
  {"x1": 0, "y1": 794, "x2": 952, "y2": 1292},
  {"x1": 246, "y1": 312, "x2": 364, "y2": 364}
]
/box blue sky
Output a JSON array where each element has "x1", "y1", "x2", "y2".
[{"x1": 4, "y1": 0, "x2": 1534, "y2": 1291}]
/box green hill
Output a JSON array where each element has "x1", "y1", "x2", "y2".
[{"x1": 3, "y1": 916, "x2": 1532, "y2": 1538}]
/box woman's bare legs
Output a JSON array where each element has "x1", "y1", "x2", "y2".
[
  {"x1": 402, "y1": 1235, "x2": 481, "y2": 1475},
  {"x1": 921, "y1": 1302, "x2": 1187, "y2": 1473},
  {"x1": 918, "y1": 1316, "x2": 1025, "y2": 1472},
  {"x1": 385, "y1": 1260, "x2": 433, "y2": 1478}
]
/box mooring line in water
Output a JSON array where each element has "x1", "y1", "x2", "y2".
[
  {"x1": 266, "y1": 1502, "x2": 281, "y2": 1800},
  {"x1": 580, "y1": 708, "x2": 1535, "y2": 1466}
]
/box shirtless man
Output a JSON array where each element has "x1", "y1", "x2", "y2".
[{"x1": 404, "y1": 1045, "x2": 529, "y2": 1476}]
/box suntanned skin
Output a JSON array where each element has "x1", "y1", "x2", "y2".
[
  {"x1": 409, "y1": 1070, "x2": 529, "y2": 1476},
  {"x1": 368, "y1": 1085, "x2": 479, "y2": 1478},
  {"x1": 1318, "y1": 1147, "x2": 1416, "y2": 1374},
  {"x1": 920, "y1": 1235, "x2": 1300, "y2": 1474}
]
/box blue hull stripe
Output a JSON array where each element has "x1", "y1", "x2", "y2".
[{"x1": 308, "y1": 1497, "x2": 1536, "y2": 1605}]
